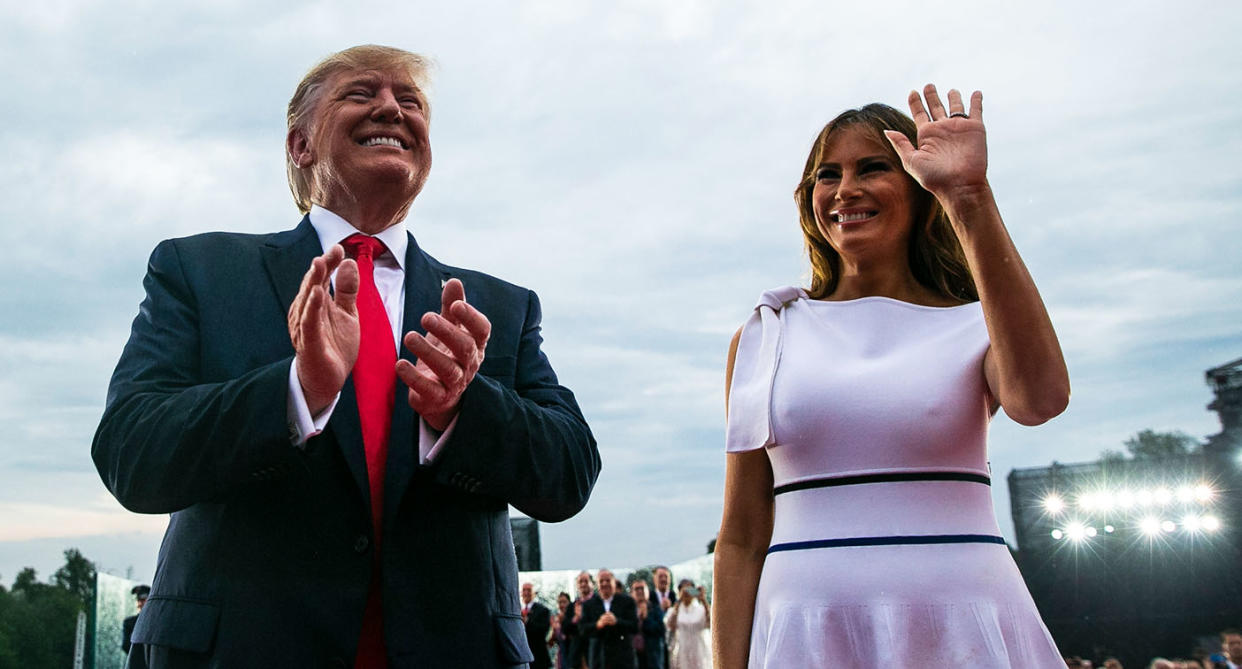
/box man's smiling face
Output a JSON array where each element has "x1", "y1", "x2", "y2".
[{"x1": 302, "y1": 65, "x2": 432, "y2": 212}]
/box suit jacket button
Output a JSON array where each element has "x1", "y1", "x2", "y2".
[{"x1": 353, "y1": 535, "x2": 369, "y2": 553}]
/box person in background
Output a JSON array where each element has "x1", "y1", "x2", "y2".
[
  {"x1": 122, "y1": 584, "x2": 150, "y2": 668},
  {"x1": 666, "y1": 579, "x2": 709, "y2": 669},
  {"x1": 630, "y1": 580, "x2": 665, "y2": 669},
  {"x1": 563, "y1": 570, "x2": 597, "y2": 669},
  {"x1": 553, "y1": 592, "x2": 572, "y2": 669},
  {"x1": 581, "y1": 569, "x2": 638, "y2": 669},
  {"x1": 523, "y1": 582, "x2": 553, "y2": 669},
  {"x1": 1220, "y1": 630, "x2": 1242, "y2": 669}
]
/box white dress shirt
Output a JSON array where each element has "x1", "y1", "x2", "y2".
[{"x1": 285, "y1": 205, "x2": 454, "y2": 463}]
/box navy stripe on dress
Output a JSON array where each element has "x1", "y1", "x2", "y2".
[
  {"x1": 768, "y1": 534, "x2": 1007, "y2": 554},
  {"x1": 772, "y1": 471, "x2": 990, "y2": 496}
]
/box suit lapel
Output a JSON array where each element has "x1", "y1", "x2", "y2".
[
  {"x1": 259, "y1": 216, "x2": 371, "y2": 507},
  {"x1": 383, "y1": 233, "x2": 449, "y2": 528}
]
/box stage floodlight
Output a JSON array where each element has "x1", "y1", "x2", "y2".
[
  {"x1": 1065, "y1": 521, "x2": 1088, "y2": 542},
  {"x1": 1050, "y1": 529, "x2": 1064, "y2": 540},
  {"x1": 1104, "y1": 524, "x2": 1115, "y2": 533},
  {"x1": 1096, "y1": 492, "x2": 1115, "y2": 511},
  {"x1": 1077, "y1": 493, "x2": 1095, "y2": 511},
  {"x1": 1194, "y1": 484, "x2": 1214, "y2": 503},
  {"x1": 1116, "y1": 489, "x2": 1136, "y2": 509},
  {"x1": 1182, "y1": 514, "x2": 1202, "y2": 532},
  {"x1": 1140, "y1": 517, "x2": 1162, "y2": 536},
  {"x1": 1161, "y1": 520, "x2": 1177, "y2": 533},
  {"x1": 1085, "y1": 526, "x2": 1098, "y2": 538},
  {"x1": 1203, "y1": 515, "x2": 1222, "y2": 532},
  {"x1": 1043, "y1": 494, "x2": 1065, "y2": 515}
]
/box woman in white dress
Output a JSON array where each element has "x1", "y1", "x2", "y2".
[
  {"x1": 712, "y1": 85, "x2": 1071, "y2": 668},
  {"x1": 667, "y1": 579, "x2": 711, "y2": 669}
]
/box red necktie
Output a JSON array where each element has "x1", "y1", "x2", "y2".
[{"x1": 342, "y1": 234, "x2": 396, "y2": 669}]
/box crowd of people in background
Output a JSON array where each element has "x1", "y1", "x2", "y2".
[
  {"x1": 1063, "y1": 629, "x2": 1242, "y2": 669},
  {"x1": 522, "y1": 566, "x2": 711, "y2": 669}
]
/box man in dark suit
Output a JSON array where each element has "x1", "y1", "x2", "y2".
[
  {"x1": 122, "y1": 584, "x2": 150, "y2": 668},
  {"x1": 647, "y1": 566, "x2": 674, "y2": 669},
  {"x1": 92, "y1": 44, "x2": 599, "y2": 669},
  {"x1": 561, "y1": 570, "x2": 596, "y2": 669},
  {"x1": 581, "y1": 569, "x2": 638, "y2": 669},
  {"x1": 521, "y1": 583, "x2": 552, "y2": 669},
  {"x1": 628, "y1": 580, "x2": 664, "y2": 669}
]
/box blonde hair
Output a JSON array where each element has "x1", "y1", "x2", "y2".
[
  {"x1": 793, "y1": 103, "x2": 977, "y2": 302},
  {"x1": 286, "y1": 45, "x2": 433, "y2": 213}
]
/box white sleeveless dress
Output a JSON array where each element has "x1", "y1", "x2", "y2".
[{"x1": 726, "y1": 287, "x2": 1063, "y2": 667}]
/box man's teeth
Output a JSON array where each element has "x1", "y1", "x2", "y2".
[
  {"x1": 836, "y1": 211, "x2": 873, "y2": 223},
  {"x1": 362, "y1": 137, "x2": 403, "y2": 148}
]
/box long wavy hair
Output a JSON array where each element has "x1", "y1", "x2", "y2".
[{"x1": 793, "y1": 103, "x2": 977, "y2": 302}]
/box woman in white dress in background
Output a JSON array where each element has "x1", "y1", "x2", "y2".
[
  {"x1": 712, "y1": 85, "x2": 1071, "y2": 667},
  {"x1": 667, "y1": 579, "x2": 711, "y2": 669}
]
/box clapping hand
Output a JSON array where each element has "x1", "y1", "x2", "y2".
[
  {"x1": 596, "y1": 611, "x2": 617, "y2": 629},
  {"x1": 397, "y1": 278, "x2": 491, "y2": 430},
  {"x1": 884, "y1": 84, "x2": 989, "y2": 203},
  {"x1": 288, "y1": 244, "x2": 359, "y2": 415}
]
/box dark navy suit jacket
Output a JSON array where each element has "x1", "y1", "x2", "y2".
[{"x1": 93, "y1": 217, "x2": 600, "y2": 668}]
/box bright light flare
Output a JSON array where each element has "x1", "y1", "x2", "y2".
[
  {"x1": 1042, "y1": 494, "x2": 1065, "y2": 515},
  {"x1": 1104, "y1": 525, "x2": 1116, "y2": 533},
  {"x1": 1154, "y1": 488, "x2": 1173, "y2": 506},
  {"x1": 1140, "y1": 517, "x2": 1162, "y2": 536},
  {"x1": 1203, "y1": 515, "x2": 1222, "y2": 532},
  {"x1": 1161, "y1": 520, "x2": 1177, "y2": 533},
  {"x1": 1065, "y1": 521, "x2": 1088, "y2": 542},
  {"x1": 1194, "y1": 485, "x2": 1214, "y2": 503},
  {"x1": 1116, "y1": 490, "x2": 1136, "y2": 508},
  {"x1": 1050, "y1": 529, "x2": 1064, "y2": 540},
  {"x1": 1182, "y1": 514, "x2": 1202, "y2": 532}
]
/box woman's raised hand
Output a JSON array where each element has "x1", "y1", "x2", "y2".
[{"x1": 884, "y1": 84, "x2": 988, "y2": 203}]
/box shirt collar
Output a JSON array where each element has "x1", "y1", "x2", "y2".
[{"x1": 309, "y1": 205, "x2": 408, "y2": 270}]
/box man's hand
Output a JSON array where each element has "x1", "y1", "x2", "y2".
[
  {"x1": 288, "y1": 245, "x2": 359, "y2": 415},
  {"x1": 397, "y1": 278, "x2": 491, "y2": 430},
  {"x1": 595, "y1": 611, "x2": 616, "y2": 629},
  {"x1": 637, "y1": 601, "x2": 648, "y2": 621}
]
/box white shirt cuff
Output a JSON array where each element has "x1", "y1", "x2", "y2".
[
  {"x1": 287, "y1": 358, "x2": 340, "y2": 447},
  {"x1": 419, "y1": 415, "x2": 458, "y2": 464}
]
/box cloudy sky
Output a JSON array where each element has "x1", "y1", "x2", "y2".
[{"x1": 1, "y1": 0, "x2": 1240, "y2": 584}]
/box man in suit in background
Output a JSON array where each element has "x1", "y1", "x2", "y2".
[
  {"x1": 562, "y1": 570, "x2": 596, "y2": 669},
  {"x1": 629, "y1": 580, "x2": 664, "y2": 669},
  {"x1": 521, "y1": 583, "x2": 552, "y2": 669},
  {"x1": 93, "y1": 44, "x2": 599, "y2": 668},
  {"x1": 648, "y1": 566, "x2": 674, "y2": 669},
  {"x1": 122, "y1": 584, "x2": 150, "y2": 668},
  {"x1": 582, "y1": 569, "x2": 638, "y2": 669}
]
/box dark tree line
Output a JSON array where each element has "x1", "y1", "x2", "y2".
[{"x1": 0, "y1": 548, "x2": 96, "y2": 668}]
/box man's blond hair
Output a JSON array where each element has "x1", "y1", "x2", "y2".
[{"x1": 286, "y1": 45, "x2": 432, "y2": 213}]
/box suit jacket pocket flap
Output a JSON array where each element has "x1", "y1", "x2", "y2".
[
  {"x1": 493, "y1": 613, "x2": 535, "y2": 664},
  {"x1": 132, "y1": 597, "x2": 220, "y2": 653}
]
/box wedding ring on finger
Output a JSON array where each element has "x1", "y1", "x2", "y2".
[{"x1": 949, "y1": 112, "x2": 969, "y2": 118}]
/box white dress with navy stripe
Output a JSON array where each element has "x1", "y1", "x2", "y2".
[{"x1": 727, "y1": 287, "x2": 1063, "y2": 667}]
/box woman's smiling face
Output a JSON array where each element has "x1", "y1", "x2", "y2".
[{"x1": 811, "y1": 124, "x2": 917, "y2": 264}]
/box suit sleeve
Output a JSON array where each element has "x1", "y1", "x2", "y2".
[
  {"x1": 92, "y1": 240, "x2": 296, "y2": 514},
  {"x1": 430, "y1": 288, "x2": 600, "y2": 522},
  {"x1": 613, "y1": 597, "x2": 639, "y2": 635}
]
